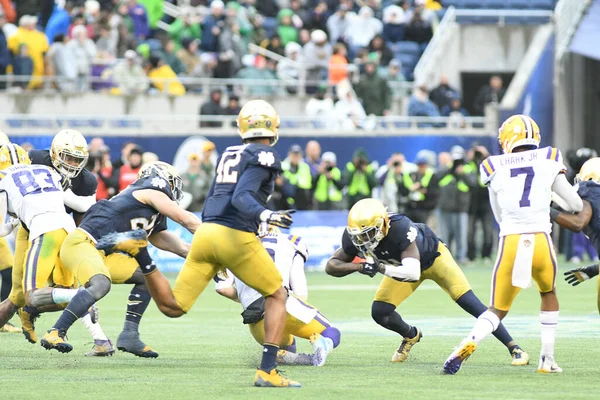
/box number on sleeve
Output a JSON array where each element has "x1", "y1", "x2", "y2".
[
  {"x1": 216, "y1": 150, "x2": 243, "y2": 184},
  {"x1": 510, "y1": 167, "x2": 535, "y2": 207}
]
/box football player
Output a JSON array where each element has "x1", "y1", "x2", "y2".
[
  {"x1": 140, "y1": 100, "x2": 301, "y2": 387},
  {"x1": 327, "y1": 198, "x2": 528, "y2": 366},
  {"x1": 443, "y1": 115, "x2": 583, "y2": 374},
  {"x1": 214, "y1": 225, "x2": 341, "y2": 367},
  {"x1": 38, "y1": 161, "x2": 199, "y2": 357},
  {"x1": 550, "y1": 157, "x2": 600, "y2": 314}
]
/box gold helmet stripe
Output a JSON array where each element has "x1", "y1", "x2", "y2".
[
  {"x1": 519, "y1": 115, "x2": 532, "y2": 139},
  {"x1": 7, "y1": 143, "x2": 19, "y2": 165}
]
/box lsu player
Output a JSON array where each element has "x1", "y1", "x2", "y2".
[
  {"x1": 0, "y1": 131, "x2": 21, "y2": 334},
  {"x1": 327, "y1": 198, "x2": 528, "y2": 365},
  {"x1": 140, "y1": 100, "x2": 301, "y2": 387},
  {"x1": 443, "y1": 115, "x2": 583, "y2": 374},
  {"x1": 39, "y1": 161, "x2": 200, "y2": 356},
  {"x1": 550, "y1": 157, "x2": 600, "y2": 313},
  {"x1": 214, "y1": 225, "x2": 341, "y2": 366}
]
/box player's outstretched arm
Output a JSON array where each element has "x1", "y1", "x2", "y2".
[
  {"x1": 134, "y1": 189, "x2": 201, "y2": 234},
  {"x1": 552, "y1": 173, "x2": 583, "y2": 213},
  {"x1": 326, "y1": 247, "x2": 363, "y2": 277},
  {"x1": 550, "y1": 200, "x2": 593, "y2": 233},
  {"x1": 144, "y1": 270, "x2": 185, "y2": 318},
  {"x1": 380, "y1": 241, "x2": 421, "y2": 282},
  {"x1": 149, "y1": 230, "x2": 191, "y2": 259}
]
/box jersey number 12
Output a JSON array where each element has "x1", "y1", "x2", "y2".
[
  {"x1": 510, "y1": 167, "x2": 534, "y2": 207},
  {"x1": 216, "y1": 149, "x2": 243, "y2": 184}
]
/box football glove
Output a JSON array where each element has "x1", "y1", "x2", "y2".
[
  {"x1": 564, "y1": 265, "x2": 599, "y2": 286},
  {"x1": 358, "y1": 256, "x2": 380, "y2": 278},
  {"x1": 96, "y1": 229, "x2": 148, "y2": 256},
  {"x1": 260, "y1": 209, "x2": 296, "y2": 229}
]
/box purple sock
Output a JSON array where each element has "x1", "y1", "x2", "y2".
[
  {"x1": 321, "y1": 327, "x2": 341, "y2": 348},
  {"x1": 283, "y1": 338, "x2": 297, "y2": 353}
]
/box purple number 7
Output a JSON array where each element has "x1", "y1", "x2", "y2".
[{"x1": 510, "y1": 167, "x2": 534, "y2": 207}]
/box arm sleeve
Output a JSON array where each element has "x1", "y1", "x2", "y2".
[
  {"x1": 488, "y1": 187, "x2": 502, "y2": 223},
  {"x1": 231, "y1": 166, "x2": 271, "y2": 220},
  {"x1": 289, "y1": 254, "x2": 308, "y2": 301},
  {"x1": 552, "y1": 173, "x2": 583, "y2": 213},
  {"x1": 63, "y1": 188, "x2": 96, "y2": 213}
]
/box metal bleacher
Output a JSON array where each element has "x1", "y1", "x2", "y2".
[{"x1": 439, "y1": 0, "x2": 556, "y2": 24}]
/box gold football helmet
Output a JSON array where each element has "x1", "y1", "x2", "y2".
[
  {"x1": 237, "y1": 99, "x2": 280, "y2": 146},
  {"x1": 0, "y1": 131, "x2": 9, "y2": 147},
  {"x1": 0, "y1": 143, "x2": 31, "y2": 171},
  {"x1": 347, "y1": 198, "x2": 390, "y2": 250},
  {"x1": 50, "y1": 129, "x2": 89, "y2": 179},
  {"x1": 138, "y1": 161, "x2": 184, "y2": 202},
  {"x1": 498, "y1": 115, "x2": 541, "y2": 154},
  {"x1": 576, "y1": 157, "x2": 600, "y2": 184}
]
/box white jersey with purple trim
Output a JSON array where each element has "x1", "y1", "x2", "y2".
[
  {"x1": 480, "y1": 146, "x2": 566, "y2": 237},
  {"x1": 0, "y1": 164, "x2": 75, "y2": 240}
]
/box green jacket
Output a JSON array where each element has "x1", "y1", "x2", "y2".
[
  {"x1": 168, "y1": 19, "x2": 202, "y2": 50},
  {"x1": 353, "y1": 72, "x2": 392, "y2": 116},
  {"x1": 138, "y1": 0, "x2": 164, "y2": 29}
]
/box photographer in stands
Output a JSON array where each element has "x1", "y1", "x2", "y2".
[
  {"x1": 313, "y1": 151, "x2": 344, "y2": 210},
  {"x1": 282, "y1": 144, "x2": 313, "y2": 210},
  {"x1": 90, "y1": 144, "x2": 116, "y2": 200},
  {"x1": 399, "y1": 153, "x2": 438, "y2": 223},
  {"x1": 344, "y1": 148, "x2": 378, "y2": 209}
]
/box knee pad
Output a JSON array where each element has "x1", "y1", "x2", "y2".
[
  {"x1": 87, "y1": 275, "x2": 112, "y2": 300},
  {"x1": 371, "y1": 301, "x2": 396, "y2": 325}
]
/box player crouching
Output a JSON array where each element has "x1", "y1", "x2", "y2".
[{"x1": 214, "y1": 225, "x2": 341, "y2": 366}]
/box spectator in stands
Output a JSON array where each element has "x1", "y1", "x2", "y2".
[
  {"x1": 96, "y1": 24, "x2": 118, "y2": 59},
  {"x1": 346, "y1": 6, "x2": 382, "y2": 55},
  {"x1": 249, "y1": 13, "x2": 267, "y2": 45},
  {"x1": 8, "y1": 15, "x2": 49, "y2": 89},
  {"x1": 277, "y1": 41, "x2": 303, "y2": 94},
  {"x1": 113, "y1": 50, "x2": 148, "y2": 94},
  {"x1": 306, "y1": 1, "x2": 330, "y2": 32},
  {"x1": 256, "y1": 0, "x2": 280, "y2": 18},
  {"x1": 112, "y1": 141, "x2": 136, "y2": 175},
  {"x1": 303, "y1": 29, "x2": 332, "y2": 90},
  {"x1": 290, "y1": 0, "x2": 309, "y2": 27},
  {"x1": 0, "y1": 10, "x2": 9, "y2": 90},
  {"x1": 344, "y1": 148, "x2": 378, "y2": 209},
  {"x1": 367, "y1": 34, "x2": 393, "y2": 66},
  {"x1": 45, "y1": 0, "x2": 70, "y2": 46},
  {"x1": 376, "y1": 152, "x2": 405, "y2": 213},
  {"x1": 146, "y1": 54, "x2": 186, "y2": 95},
  {"x1": 429, "y1": 74, "x2": 460, "y2": 110},
  {"x1": 334, "y1": 85, "x2": 370, "y2": 130},
  {"x1": 12, "y1": 44, "x2": 33, "y2": 89},
  {"x1": 182, "y1": 151, "x2": 214, "y2": 212},
  {"x1": 118, "y1": 145, "x2": 144, "y2": 192},
  {"x1": 116, "y1": 23, "x2": 138, "y2": 58},
  {"x1": 408, "y1": 85, "x2": 440, "y2": 117},
  {"x1": 354, "y1": 60, "x2": 392, "y2": 116},
  {"x1": 378, "y1": 59, "x2": 406, "y2": 95},
  {"x1": 216, "y1": 20, "x2": 245, "y2": 79},
  {"x1": 235, "y1": 55, "x2": 277, "y2": 96},
  {"x1": 200, "y1": 0, "x2": 225, "y2": 52},
  {"x1": 465, "y1": 143, "x2": 494, "y2": 262},
  {"x1": 48, "y1": 34, "x2": 77, "y2": 92},
  {"x1": 177, "y1": 38, "x2": 202, "y2": 77},
  {"x1": 305, "y1": 84, "x2": 335, "y2": 127},
  {"x1": 399, "y1": 153, "x2": 439, "y2": 223},
  {"x1": 313, "y1": 151, "x2": 344, "y2": 210},
  {"x1": 298, "y1": 28, "x2": 311, "y2": 46},
  {"x1": 91, "y1": 144, "x2": 115, "y2": 200},
  {"x1": 127, "y1": 0, "x2": 150, "y2": 40},
  {"x1": 282, "y1": 144, "x2": 313, "y2": 210},
  {"x1": 168, "y1": 7, "x2": 201, "y2": 51},
  {"x1": 305, "y1": 140, "x2": 321, "y2": 178},
  {"x1": 328, "y1": 43, "x2": 348, "y2": 85},
  {"x1": 138, "y1": 0, "x2": 164, "y2": 34},
  {"x1": 0, "y1": 1, "x2": 15, "y2": 24},
  {"x1": 67, "y1": 13, "x2": 94, "y2": 40},
  {"x1": 163, "y1": 39, "x2": 185, "y2": 75},
  {"x1": 326, "y1": 3, "x2": 355, "y2": 44},
  {"x1": 199, "y1": 89, "x2": 224, "y2": 128},
  {"x1": 276, "y1": 9, "x2": 298, "y2": 46},
  {"x1": 404, "y1": 7, "x2": 433, "y2": 44},
  {"x1": 67, "y1": 25, "x2": 96, "y2": 91},
  {"x1": 437, "y1": 151, "x2": 451, "y2": 169},
  {"x1": 442, "y1": 96, "x2": 470, "y2": 128},
  {"x1": 267, "y1": 175, "x2": 294, "y2": 211},
  {"x1": 382, "y1": 4, "x2": 405, "y2": 43},
  {"x1": 263, "y1": 34, "x2": 285, "y2": 58},
  {"x1": 436, "y1": 145, "x2": 477, "y2": 264},
  {"x1": 224, "y1": 94, "x2": 241, "y2": 127},
  {"x1": 473, "y1": 75, "x2": 505, "y2": 116}
]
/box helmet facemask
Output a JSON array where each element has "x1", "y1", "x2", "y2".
[
  {"x1": 347, "y1": 218, "x2": 386, "y2": 251},
  {"x1": 53, "y1": 148, "x2": 88, "y2": 179}
]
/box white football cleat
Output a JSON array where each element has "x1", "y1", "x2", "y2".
[
  {"x1": 537, "y1": 355, "x2": 562, "y2": 373},
  {"x1": 310, "y1": 333, "x2": 333, "y2": 367},
  {"x1": 443, "y1": 340, "x2": 477, "y2": 375}
]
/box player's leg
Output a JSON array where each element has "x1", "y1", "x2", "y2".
[
  {"x1": 41, "y1": 230, "x2": 112, "y2": 353},
  {"x1": 533, "y1": 233, "x2": 561, "y2": 373},
  {"x1": 430, "y1": 243, "x2": 529, "y2": 365},
  {"x1": 0, "y1": 226, "x2": 28, "y2": 328},
  {"x1": 0, "y1": 236, "x2": 20, "y2": 333},
  {"x1": 372, "y1": 275, "x2": 422, "y2": 362}
]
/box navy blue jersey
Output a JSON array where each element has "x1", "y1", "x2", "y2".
[
  {"x1": 577, "y1": 181, "x2": 600, "y2": 252},
  {"x1": 342, "y1": 213, "x2": 440, "y2": 271},
  {"x1": 29, "y1": 149, "x2": 97, "y2": 214},
  {"x1": 79, "y1": 174, "x2": 170, "y2": 241},
  {"x1": 202, "y1": 143, "x2": 282, "y2": 233}
]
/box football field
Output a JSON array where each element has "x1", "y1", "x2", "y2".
[{"x1": 1, "y1": 261, "x2": 599, "y2": 400}]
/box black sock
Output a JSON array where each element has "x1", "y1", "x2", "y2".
[
  {"x1": 260, "y1": 344, "x2": 279, "y2": 372},
  {"x1": 124, "y1": 286, "x2": 151, "y2": 327},
  {"x1": 371, "y1": 301, "x2": 415, "y2": 337},
  {"x1": 456, "y1": 290, "x2": 514, "y2": 348},
  {"x1": 53, "y1": 290, "x2": 95, "y2": 333},
  {"x1": 0, "y1": 268, "x2": 12, "y2": 302}
]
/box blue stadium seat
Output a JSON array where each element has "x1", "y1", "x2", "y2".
[
  {"x1": 394, "y1": 41, "x2": 421, "y2": 57},
  {"x1": 506, "y1": 0, "x2": 529, "y2": 9},
  {"x1": 442, "y1": 0, "x2": 461, "y2": 8},
  {"x1": 395, "y1": 53, "x2": 418, "y2": 68},
  {"x1": 530, "y1": 0, "x2": 555, "y2": 9},
  {"x1": 462, "y1": 0, "x2": 482, "y2": 8},
  {"x1": 482, "y1": 0, "x2": 506, "y2": 9}
]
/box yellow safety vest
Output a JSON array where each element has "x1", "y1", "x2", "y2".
[
  {"x1": 402, "y1": 168, "x2": 434, "y2": 201},
  {"x1": 282, "y1": 161, "x2": 312, "y2": 190},
  {"x1": 439, "y1": 173, "x2": 469, "y2": 192},
  {"x1": 346, "y1": 162, "x2": 373, "y2": 196},
  {"x1": 314, "y1": 167, "x2": 342, "y2": 203}
]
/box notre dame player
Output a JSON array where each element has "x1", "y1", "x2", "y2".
[
  {"x1": 39, "y1": 161, "x2": 199, "y2": 356},
  {"x1": 140, "y1": 100, "x2": 300, "y2": 388},
  {"x1": 326, "y1": 198, "x2": 529, "y2": 365},
  {"x1": 551, "y1": 157, "x2": 600, "y2": 313}
]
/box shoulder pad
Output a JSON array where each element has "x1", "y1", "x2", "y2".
[
  {"x1": 244, "y1": 144, "x2": 281, "y2": 171},
  {"x1": 28, "y1": 149, "x2": 51, "y2": 166},
  {"x1": 287, "y1": 234, "x2": 308, "y2": 261},
  {"x1": 577, "y1": 180, "x2": 600, "y2": 199}
]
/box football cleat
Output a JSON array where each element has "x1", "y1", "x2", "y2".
[
  {"x1": 0, "y1": 322, "x2": 22, "y2": 333},
  {"x1": 510, "y1": 346, "x2": 530, "y2": 366},
  {"x1": 85, "y1": 339, "x2": 115, "y2": 357},
  {"x1": 253, "y1": 369, "x2": 301, "y2": 388},
  {"x1": 443, "y1": 340, "x2": 477, "y2": 375},
  {"x1": 117, "y1": 330, "x2": 158, "y2": 358},
  {"x1": 18, "y1": 306, "x2": 39, "y2": 344},
  {"x1": 310, "y1": 333, "x2": 333, "y2": 367},
  {"x1": 392, "y1": 327, "x2": 422, "y2": 362},
  {"x1": 537, "y1": 355, "x2": 562, "y2": 373},
  {"x1": 276, "y1": 349, "x2": 314, "y2": 366},
  {"x1": 40, "y1": 329, "x2": 73, "y2": 353},
  {"x1": 96, "y1": 229, "x2": 148, "y2": 257}
]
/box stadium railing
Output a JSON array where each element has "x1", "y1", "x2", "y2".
[{"x1": 554, "y1": 0, "x2": 592, "y2": 63}]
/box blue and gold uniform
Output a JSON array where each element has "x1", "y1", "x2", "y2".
[
  {"x1": 342, "y1": 213, "x2": 471, "y2": 307},
  {"x1": 577, "y1": 181, "x2": 600, "y2": 251},
  {"x1": 173, "y1": 143, "x2": 284, "y2": 312}
]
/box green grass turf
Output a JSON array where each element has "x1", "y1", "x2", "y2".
[{"x1": 1, "y1": 260, "x2": 599, "y2": 400}]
